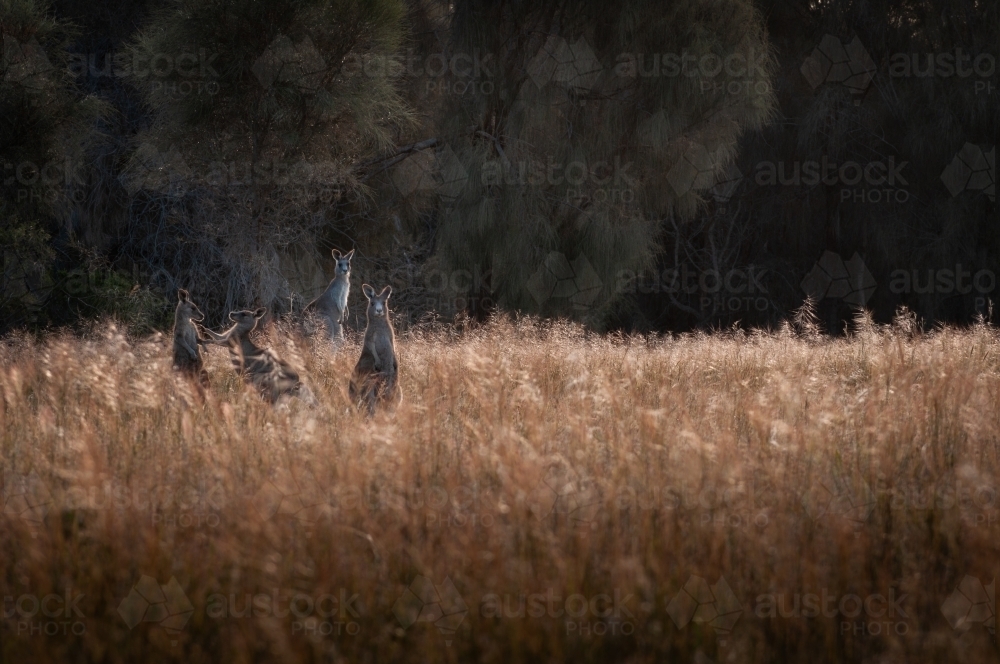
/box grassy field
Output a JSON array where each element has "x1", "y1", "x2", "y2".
[{"x1": 2, "y1": 315, "x2": 999, "y2": 663}]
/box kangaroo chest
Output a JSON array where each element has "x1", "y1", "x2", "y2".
[
  {"x1": 366, "y1": 328, "x2": 396, "y2": 368},
  {"x1": 174, "y1": 324, "x2": 199, "y2": 353},
  {"x1": 327, "y1": 278, "x2": 349, "y2": 311}
]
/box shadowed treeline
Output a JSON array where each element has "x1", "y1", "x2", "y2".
[{"x1": 1, "y1": 0, "x2": 996, "y2": 335}]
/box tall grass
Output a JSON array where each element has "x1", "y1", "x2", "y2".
[{"x1": 2, "y1": 317, "x2": 999, "y2": 662}]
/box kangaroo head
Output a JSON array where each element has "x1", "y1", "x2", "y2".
[
  {"x1": 176, "y1": 289, "x2": 204, "y2": 322},
  {"x1": 333, "y1": 248, "x2": 354, "y2": 276},
  {"x1": 228, "y1": 307, "x2": 267, "y2": 334},
  {"x1": 362, "y1": 284, "x2": 391, "y2": 318}
]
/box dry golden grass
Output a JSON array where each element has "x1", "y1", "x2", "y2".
[{"x1": 2, "y1": 315, "x2": 1000, "y2": 663}]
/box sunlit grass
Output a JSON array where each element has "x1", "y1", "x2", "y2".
[{"x1": 2, "y1": 316, "x2": 999, "y2": 662}]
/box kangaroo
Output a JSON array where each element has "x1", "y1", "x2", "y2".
[
  {"x1": 349, "y1": 284, "x2": 401, "y2": 415},
  {"x1": 304, "y1": 248, "x2": 354, "y2": 343},
  {"x1": 172, "y1": 289, "x2": 210, "y2": 387},
  {"x1": 202, "y1": 308, "x2": 313, "y2": 405}
]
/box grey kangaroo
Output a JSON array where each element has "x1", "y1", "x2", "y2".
[
  {"x1": 304, "y1": 248, "x2": 353, "y2": 343},
  {"x1": 349, "y1": 284, "x2": 401, "y2": 415},
  {"x1": 172, "y1": 289, "x2": 210, "y2": 387},
  {"x1": 203, "y1": 308, "x2": 313, "y2": 405}
]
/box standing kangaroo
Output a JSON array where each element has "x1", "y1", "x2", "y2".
[
  {"x1": 349, "y1": 284, "x2": 401, "y2": 415},
  {"x1": 202, "y1": 308, "x2": 314, "y2": 405},
  {"x1": 304, "y1": 248, "x2": 353, "y2": 343},
  {"x1": 172, "y1": 289, "x2": 210, "y2": 386}
]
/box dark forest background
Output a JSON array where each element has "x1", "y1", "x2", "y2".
[{"x1": 1, "y1": 0, "x2": 997, "y2": 335}]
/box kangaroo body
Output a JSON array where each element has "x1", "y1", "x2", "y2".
[
  {"x1": 172, "y1": 289, "x2": 209, "y2": 387},
  {"x1": 349, "y1": 284, "x2": 401, "y2": 415},
  {"x1": 304, "y1": 248, "x2": 353, "y2": 343},
  {"x1": 203, "y1": 308, "x2": 311, "y2": 404}
]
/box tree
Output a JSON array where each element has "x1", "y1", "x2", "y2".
[
  {"x1": 690, "y1": 0, "x2": 1000, "y2": 331},
  {"x1": 117, "y1": 0, "x2": 416, "y2": 318},
  {"x1": 412, "y1": 0, "x2": 775, "y2": 327},
  {"x1": 1, "y1": 0, "x2": 105, "y2": 328}
]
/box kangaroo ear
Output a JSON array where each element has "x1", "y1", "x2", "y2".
[
  {"x1": 379, "y1": 285, "x2": 392, "y2": 299},
  {"x1": 362, "y1": 284, "x2": 375, "y2": 299},
  {"x1": 178, "y1": 289, "x2": 189, "y2": 301},
  {"x1": 344, "y1": 249, "x2": 354, "y2": 260},
  {"x1": 332, "y1": 249, "x2": 341, "y2": 259},
  {"x1": 254, "y1": 307, "x2": 266, "y2": 318}
]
